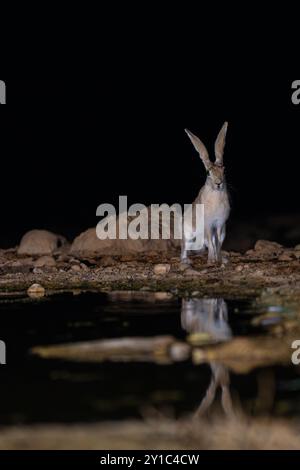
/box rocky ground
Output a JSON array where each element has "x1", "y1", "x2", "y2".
[{"x1": 0, "y1": 233, "x2": 300, "y2": 307}]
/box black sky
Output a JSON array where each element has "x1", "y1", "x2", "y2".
[{"x1": 0, "y1": 70, "x2": 299, "y2": 247}]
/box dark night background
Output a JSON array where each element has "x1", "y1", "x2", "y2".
[{"x1": 0, "y1": 72, "x2": 299, "y2": 249}]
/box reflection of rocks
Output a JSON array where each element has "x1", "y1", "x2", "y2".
[
  {"x1": 18, "y1": 230, "x2": 67, "y2": 256},
  {"x1": 192, "y1": 333, "x2": 300, "y2": 374},
  {"x1": 31, "y1": 336, "x2": 175, "y2": 363}
]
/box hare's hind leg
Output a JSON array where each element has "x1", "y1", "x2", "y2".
[
  {"x1": 181, "y1": 234, "x2": 191, "y2": 264},
  {"x1": 207, "y1": 229, "x2": 215, "y2": 263}
]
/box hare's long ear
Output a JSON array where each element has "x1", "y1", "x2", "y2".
[
  {"x1": 185, "y1": 129, "x2": 211, "y2": 171},
  {"x1": 214, "y1": 122, "x2": 228, "y2": 166}
]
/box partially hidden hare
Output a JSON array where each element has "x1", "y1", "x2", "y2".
[{"x1": 181, "y1": 122, "x2": 230, "y2": 264}]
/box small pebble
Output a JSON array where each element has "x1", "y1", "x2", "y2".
[
  {"x1": 70, "y1": 264, "x2": 81, "y2": 272},
  {"x1": 184, "y1": 268, "x2": 201, "y2": 276},
  {"x1": 154, "y1": 292, "x2": 173, "y2": 301},
  {"x1": 32, "y1": 267, "x2": 43, "y2": 274},
  {"x1": 235, "y1": 265, "x2": 243, "y2": 272},
  {"x1": 153, "y1": 264, "x2": 171, "y2": 275},
  {"x1": 192, "y1": 291, "x2": 200, "y2": 297},
  {"x1": 170, "y1": 342, "x2": 190, "y2": 362},
  {"x1": 27, "y1": 283, "x2": 45, "y2": 298},
  {"x1": 80, "y1": 263, "x2": 89, "y2": 271},
  {"x1": 34, "y1": 256, "x2": 56, "y2": 267}
]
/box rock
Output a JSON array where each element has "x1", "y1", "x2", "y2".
[
  {"x1": 235, "y1": 265, "x2": 244, "y2": 272},
  {"x1": 34, "y1": 256, "x2": 56, "y2": 267},
  {"x1": 80, "y1": 263, "x2": 89, "y2": 271},
  {"x1": 153, "y1": 264, "x2": 171, "y2": 275},
  {"x1": 27, "y1": 283, "x2": 45, "y2": 298},
  {"x1": 11, "y1": 261, "x2": 22, "y2": 267},
  {"x1": 154, "y1": 292, "x2": 173, "y2": 301},
  {"x1": 191, "y1": 291, "x2": 200, "y2": 297},
  {"x1": 32, "y1": 267, "x2": 43, "y2": 274},
  {"x1": 7, "y1": 260, "x2": 32, "y2": 273},
  {"x1": 192, "y1": 332, "x2": 298, "y2": 373},
  {"x1": 188, "y1": 332, "x2": 214, "y2": 346},
  {"x1": 120, "y1": 255, "x2": 135, "y2": 262},
  {"x1": 71, "y1": 227, "x2": 177, "y2": 256},
  {"x1": 70, "y1": 265, "x2": 81, "y2": 272},
  {"x1": 294, "y1": 244, "x2": 300, "y2": 251},
  {"x1": 99, "y1": 256, "x2": 116, "y2": 267},
  {"x1": 70, "y1": 207, "x2": 181, "y2": 256},
  {"x1": 57, "y1": 254, "x2": 70, "y2": 262},
  {"x1": 14, "y1": 257, "x2": 33, "y2": 266},
  {"x1": 31, "y1": 335, "x2": 175, "y2": 363},
  {"x1": 254, "y1": 240, "x2": 283, "y2": 255},
  {"x1": 169, "y1": 342, "x2": 190, "y2": 362},
  {"x1": 184, "y1": 268, "x2": 201, "y2": 276},
  {"x1": 178, "y1": 262, "x2": 190, "y2": 272},
  {"x1": 245, "y1": 249, "x2": 256, "y2": 256},
  {"x1": 253, "y1": 270, "x2": 264, "y2": 277},
  {"x1": 18, "y1": 230, "x2": 67, "y2": 256},
  {"x1": 278, "y1": 253, "x2": 293, "y2": 262}
]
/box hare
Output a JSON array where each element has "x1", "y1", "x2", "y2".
[
  {"x1": 181, "y1": 122, "x2": 230, "y2": 264},
  {"x1": 181, "y1": 298, "x2": 234, "y2": 417}
]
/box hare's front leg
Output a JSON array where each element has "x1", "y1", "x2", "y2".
[
  {"x1": 217, "y1": 224, "x2": 228, "y2": 264},
  {"x1": 207, "y1": 227, "x2": 222, "y2": 264},
  {"x1": 207, "y1": 229, "x2": 216, "y2": 264}
]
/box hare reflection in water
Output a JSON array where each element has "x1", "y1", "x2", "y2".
[{"x1": 181, "y1": 298, "x2": 234, "y2": 417}]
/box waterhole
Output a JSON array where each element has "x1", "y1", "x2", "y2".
[{"x1": 0, "y1": 291, "x2": 299, "y2": 424}]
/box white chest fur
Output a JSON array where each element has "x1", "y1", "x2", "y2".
[{"x1": 200, "y1": 185, "x2": 230, "y2": 229}]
